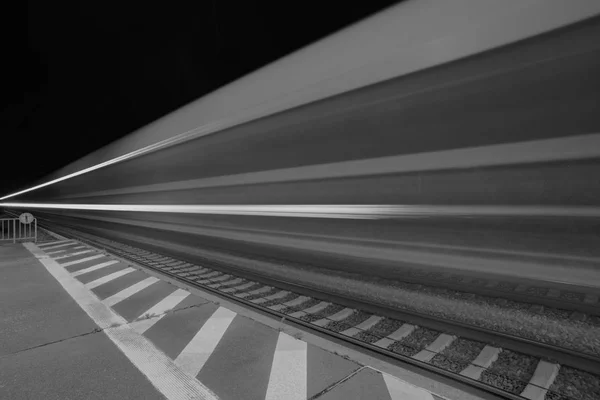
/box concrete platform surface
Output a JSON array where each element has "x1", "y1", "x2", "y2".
[{"x1": 0, "y1": 239, "x2": 474, "y2": 400}]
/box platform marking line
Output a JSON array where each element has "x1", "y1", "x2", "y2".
[
  {"x1": 60, "y1": 254, "x2": 105, "y2": 267},
  {"x1": 23, "y1": 242, "x2": 218, "y2": 400},
  {"x1": 53, "y1": 249, "x2": 95, "y2": 259},
  {"x1": 103, "y1": 277, "x2": 161, "y2": 307},
  {"x1": 460, "y1": 346, "x2": 501, "y2": 380},
  {"x1": 40, "y1": 241, "x2": 77, "y2": 251},
  {"x1": 265, "y1": 332, "x2": 307, "y2": 400},
  {"x1": 45, "y1": 245, "x2": 87, "y2": 255},
  {"x1": 37, "y1": 239, "x2": 73, "y2": 248},
  {"x1": 71, "y1": 260, "x2": 120, "y2": 277},
  {"x1": 380, "y1": 369, "x2": 438, "y2": 400},
  {"x1": 520, "y1": 360, "x2": 560, "y2": 400},
  {"x1": 174, "y1": 306, "x2": 236, "y2": 378},
  {"x1": 129, "y1": 289, "x2": 190, "y2": 334},
  {"x1": 86, "y1": 267, "x2": 136, "y2": 289}
]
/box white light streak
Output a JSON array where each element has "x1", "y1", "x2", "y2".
[{"x1": 1, "y1": 203, "x2": 599, "y2": 219}]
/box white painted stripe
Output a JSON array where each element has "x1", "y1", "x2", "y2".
[
  {"x1": 38, "y1": 239, "x2": 72, "y2": 248},
  {"x1": 103, "y1": 277, "x2": 160, "y2": 307},
  {"x1": 413, "y1": 334, "x2": 455, "y2": 362},
  {"x1": 175, "y1": 307, "x2": 236, "y2": 378},
  {"x1": 265, "y1": 332, "x2": 307, "y2": 400},
  {"x1": 42, "y1": 241, "x2": 77, "y2": 251},
  {"x1": 61, "y1": 254, "x2": 105, "y2": 267},
  {"x1": 72, "y1": 260, "x2": 120, "y2": 277},
  {"x1": 46, "y1": 245, "x2": 87, "y2": 255},
  {"x1": 521, "y1": 361, "x2": 561, "y2": 400},
  {"x1": 86, "y1": 267, "x2": 135, "y2": 289},
  {"x1": 53, "y1": 250, "x2": 95, "y2": 259},
  {"x1": 22, "y1": 242, "x2": 218, "y2": 400},
  {"x1": 380, "y1": 370, "x2": 435, "y2": 400},
  {"x1": 460, "y1": 346, "x2": 501, "y2": 380},
  {"x1": 54, "y1": 133, "x2": 600, "y2": 200},
  {"x1": 46, "y1": 249, "x2": 69, "y2": 255},
  {"x1": 130, "y1": 289, "x2": 190, "y2": 334},
  {"x1": 4, "y1": 202, "x2": 600, "y2": 219}
]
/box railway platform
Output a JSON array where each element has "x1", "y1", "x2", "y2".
[{"x1": 0, "y1": 238, "x2": 476, "y2": 400}]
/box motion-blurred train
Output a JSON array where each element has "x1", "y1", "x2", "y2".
[{"x1": 3, "y1": 0, "x2": 600, "y2": 287}]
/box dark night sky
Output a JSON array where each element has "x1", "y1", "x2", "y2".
[{"x1": 1, "y1": 1, "x2": 400, "y2": 196}]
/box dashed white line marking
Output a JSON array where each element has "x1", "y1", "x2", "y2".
[
  {"x1": 23, "y1": 242, "x2": 218, "y2": 400},
  {"x1": 265, "y1": 332, "x2": 307, "y2": 400},
  {"x1": 46, "y1": 245, "x2": 87, "y2": 255},
  {"x1": 71, "y1": 260, "x2": 120, "y2": 277},
  {"x1": 53, "y1": 249, "x2": 95, "y2": 259},
  {"x1": 175, "y1": 307, "x2": 236, "y2": 378},
  {"x1": 61, "y1": 254, "x2": 105, "y2": 267},
  {"x1": 380, "y1": 370, "x2": 436, "y2": 400},
  {"x1": 86, "y1": 267, "x2": 135, "y2": 289},
  {"x1": 130, "y1": 289, "x2": 190, "y2": 334},
  {"x1": 37, "y1": 239, "x2": 73, "y2": 248},
  {"x1": 41, "y1": 241, "x2": 77, "y2": 251},
  {"x1": 103, "y1": 277, "x2": 161, "y2": 307}
]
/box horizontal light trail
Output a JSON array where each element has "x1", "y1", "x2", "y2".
[
  {"x1": 0, "y1": 128, "x2": 204, "y2": 201},
  {"x1": 1, "y1": 203, "x2": 599, "y2": 219},
  {"x1": 58, "y1": 132, "x2": 600, "y2": 200},
  {"x1": 2, "y1": 3, "x2": 597, "y2": 202}
]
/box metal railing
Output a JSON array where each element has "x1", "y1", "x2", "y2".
[{"x1": 0, "y1": 218, "x2": 37, "y2": 243}]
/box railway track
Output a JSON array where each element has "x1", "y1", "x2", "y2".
[{"x1": 40, "y1": 223, "x2": 600, "y2": 400}]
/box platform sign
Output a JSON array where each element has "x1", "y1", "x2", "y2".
[{"x1": 19, "y1": 213, "x2": 34, "y2": 224}]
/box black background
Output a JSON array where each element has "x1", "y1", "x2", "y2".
[{"x1": 1, "y1": 1, "x2": 399, "y2": 195}]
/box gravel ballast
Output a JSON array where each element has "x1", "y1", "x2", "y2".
[
  {"x1": 325, "y1": 310, "x2": 372, "y2": 332},
  {"x1": 430, "y1": 338, "x2": 487, "y2": 373},
  {"x1": 480, "y1": 350, "x2": 537, "y2": 395},
  {"x1": 300, "y1": 304, "x2": 344, "y2": 323},
  {"x1": 388, "y1": 327, "x2": 440, "y2": 357},
  {"x1": 546, "y1": 366, "x2": 600, "y2": 400}
]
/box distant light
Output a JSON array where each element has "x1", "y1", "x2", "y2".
[
  {"x1": 1, "y1": 202, "x2": 599, "y2": 219},
  {"x1": 0, "y1": 123, "x2": 211, "y2": 201}
]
